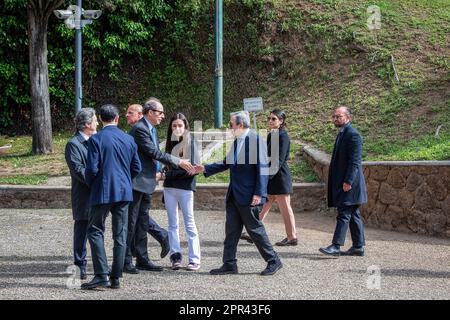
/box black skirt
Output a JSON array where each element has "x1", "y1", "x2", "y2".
[{"x1": 268, "y1": 165, "x2": 293, "y2": 195}]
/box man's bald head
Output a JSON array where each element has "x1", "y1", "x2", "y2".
[
  {"x1": 126, "y1": 104, "x2": 143, "y2": 126},
  {"x1": 332, "y1": 107, "x2": 352, "y2": 127}
]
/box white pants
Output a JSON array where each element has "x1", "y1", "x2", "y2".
[{"x1": 164, "y1": 187, "x2": 201, "y2": 264}]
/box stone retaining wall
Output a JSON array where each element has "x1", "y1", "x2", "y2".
[
  {"x1": 0, "y1": 183, "x2": 327, "y2": 212},
  {"x1": 302, "y1": 146, "x2": 450, "y2": 237}
]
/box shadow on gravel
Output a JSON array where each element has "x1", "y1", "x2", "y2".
[
  {"x1": 0, "y1": 255, "x2": 72, "y2": 262},
  {"x1": 0, "y1": 262, "x2": 70, "y2": 279},
  {"x1": 0, "y1": 282, "x2": 67, "y2": 289},
  {"x1": 347, "y1": 268, "x2": 450, "y2": 279}
]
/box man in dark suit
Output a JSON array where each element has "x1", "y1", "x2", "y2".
[
  {"x1": 82, "y1": 104, "x2": 142, "y2": 289},
  {"x1": 124, "y1": 97, "x2": 194, "y2": 273},
  {"x1": 196, "y1": 111, "x2": 282, "y2": 276},
  {"x1": 126, "y1": 103, "x2": 170, "y2": 261},
  {"x1": 319, "y1": 107, "x2": 368, "y2": 256},
  {"x1": 64, "y1": 108, "x2": 98, "y2": 280}
]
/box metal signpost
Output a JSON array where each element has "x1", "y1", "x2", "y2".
[{"x1": 243, "y1": 97, "x2": 263, "y2": 130}]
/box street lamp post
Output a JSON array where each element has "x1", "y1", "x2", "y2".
[
  {"x1": 54, "y1": 1, "x2": 102, "y2": 115},
  {"x1": 214, "y1": 0, "x2": 223, "y2": 128}
]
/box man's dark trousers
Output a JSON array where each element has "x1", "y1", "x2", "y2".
[
  {"x1": 73, "y1": 220, "x2": 88, "y2": 267},
  {"x1": 88, "y1": 201, "x2": 129, "y2": 278},
  {"x1": 126, "y1": 190, "x2": 151, "y2": 265},
  {"x1": 223, "y1": 196, "x2": 279, "y2": 266},
  {"x1": 332, "y1": 205, "x2": 365, "y2": 247},
  {"x1": 148, "y1": 215, "x2": 168, "y2": 245}
]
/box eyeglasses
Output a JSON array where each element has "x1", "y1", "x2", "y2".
[
  {"x1": 150, "y1": 108, "x2": 165, "y2": 116},
  {"x1": 331, "y1": 115, "x2": 344, "y2": 119},
  {"x1": 267, "y1": 117, "x2": 279, "y2": 121}
]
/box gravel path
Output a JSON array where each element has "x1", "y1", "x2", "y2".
[{"x1": 0, "y1": 208, "x2": 448, "y2": 300}]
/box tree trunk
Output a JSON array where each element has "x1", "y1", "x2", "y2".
[{"x1": 28, "y1": 4, "x2": 53, "y2": 155}]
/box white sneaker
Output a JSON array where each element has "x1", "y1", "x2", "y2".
[{"x1": 186, "y1": 262, "x2": 200, "y2": 271}]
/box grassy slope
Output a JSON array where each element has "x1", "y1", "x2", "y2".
[{"x1": 255, "y1": 0, "x2": 449, "y2": 160}]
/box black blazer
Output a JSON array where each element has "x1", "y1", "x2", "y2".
[
  {"x1": 129, "y1": 117, "x2": 179, "y2": 194},
  {"x1": 163, "y1": 136, "x2": 200, "y2": 192},
  {"x1": 267, "y1": 129, "x2": 293, "y2": 195},
  {"x1": 327, "y1": 123, "x2": 368, "y2": 207},
  {"x1": 65, "y1": 132, "x2": 90, "y2": 220}
]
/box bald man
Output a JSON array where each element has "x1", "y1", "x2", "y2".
[
  {"x1": 126, "y1": 104, "x2": 144, "y2": 126},
  {"x1": 319, "y1": 107, "x2": 367, "y2": 257}
]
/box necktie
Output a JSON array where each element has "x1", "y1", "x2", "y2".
[
  {"x1": 233, "y1": 139, "x2": 238, "y2": 164},
  {"x1": 151, "y1": 127, "x2": 161, "y2": 172}
]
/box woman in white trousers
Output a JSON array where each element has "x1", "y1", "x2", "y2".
[{"x1": 158, "y1": 113, "x2": 201, "y2": 271}]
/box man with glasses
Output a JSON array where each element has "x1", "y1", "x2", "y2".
[
  {"x1": 319, "y1": 107, "x2": 367, "y2": 256},
  {"x1": 125, "y1": 97, "x2": 194, "y2": 273},
  {"x1": 125, "y1": 103, "x2": 171, "y2": 261},
  {"x1": 195, "y1": 111, "x2": 282, "y2": 276}
]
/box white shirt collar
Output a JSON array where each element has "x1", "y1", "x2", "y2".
[
  {"x1": 237, "y1": 128, "x2": 250, "y2": 140},
  {"x1": 78, "y1": 131, "x2": 90, "y2": 141},
  {"x1": 143, "y1": 117, "x2": 155, "y2": 131}
]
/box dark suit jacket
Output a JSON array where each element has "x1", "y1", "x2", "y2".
[
  {"x1": 85, "y1": 125, "x2": 142, "y2": 205},
  {"x1": 64, "y1": 132, "x2": 90, "y2": 220},
  {"x1": 267, "y1": 129, "x2": 293, "y2": 195},
  {"x1": 129, "y1": 117, "x2": 179, "y2": 194},
  {"x1": 204, "y1": 130, "x2": 269, "y2": 206},
  {"x1": 327, "y1": 123, "x2": 368, "y2": 207}
]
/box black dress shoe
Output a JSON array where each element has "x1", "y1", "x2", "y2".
[
  {"x1": 160, "y1": 238, "x2": 170, "y2": 259},
  {"x1": 319, "y1": 244, "x2": 341, "y2": 256},
  {"x1": 136, "y1": 261, "x2": 163, "y2": 272},
  {"x1": 342, "y1": 246, "x2": 365, "y2": 256},
  {"x1": 240, "y1": 232, "x2": 254, "y2": 244},
  {"x1": 210, "y1": 264, "x2": 238, "y2": 275},
  {"x1": 260, "y1": 260, "x2": 283, "y2": 276},
  {"x1": 79, "y1": 266, "x2": 87, "y2": 280},
  {"x1": 123, "y1": 263, "x2": 139, "y2": 274},
  {"x1": 109, "y1": 277, "x2": 120, "y2": 289},
  {"x1": 81, "y1": 275, "x2": 110, "y2": 290},
  {"x1": 275, "y1": 238, "x2": 298, "y2": 246}
]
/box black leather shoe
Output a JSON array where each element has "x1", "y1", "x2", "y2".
[
  {"x1": 342, "y1": 246, "x2": 365, "y2": 256},
  {"x1": 260, "y1": 260, "x2": 283, "y2": 276},
  {"x1": 81, "y1": 275, "x2": 110, "y2": 290},
  {"x1": 79, "y1": 266, "x2": 87, "y2": 280},
  {"x1": 136, "y1": 261, "x2": 163, "y2": 272},
  {"x1": 160, "y1": 238, "x2": 170, "y2": 259},
  {"x1": 123, "y1": 263, "x2": 139, "y2": 274},
  {"x1": 210, "y1": 264, "x2": 238, "y2": 275},
  {"x1": 109, "y1": 277, "x2": 120, "y2": 289},
  {"x1": 275, "y1": 238, "x2": 298, "y2": 246},
  {"x1": 240, "y1": 233, "x2": 253, "y2": 244},
  {"x1": 319, "y1": 244, "x2": 341, "y2": 256}
]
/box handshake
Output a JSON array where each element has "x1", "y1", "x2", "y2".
[
  {"x1": 156, "y1": 161, "x2": 204, "y2": 181},
  {"x1": 180, "y1": 160, "x2": 204, "y2": 176}
]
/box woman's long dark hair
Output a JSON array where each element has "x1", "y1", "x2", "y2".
[
  {"x1": 165, "y1": 113, "x2": 190, "y2": 158},
  {"x1": 270, "y1": 109, "x2": 287, "y2": 130}
]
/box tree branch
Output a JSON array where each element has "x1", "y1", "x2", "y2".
[{"x1": 44, "y1": 0, "x2": 65, "y2": 19}]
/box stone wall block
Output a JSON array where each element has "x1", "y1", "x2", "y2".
[
  {"x1": 425, "y1": 174, "x2": 447, "y2": 201},
  {"x1": 406, "y1": 172, "x2": 423, "y2": 192},
  {"x1": 379, "y1": 182, "x2": 398, "y2": 205},
  {"x1": 369, "y1": 166, "x2": 390, "y2": 181},
  {"x1": 387, "y1": 167, "x2": 406, "y2": 189}
]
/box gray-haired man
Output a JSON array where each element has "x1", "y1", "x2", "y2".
[
  {"x1": 196, "y1": 111, "x2": 282, "y2": 276},
  {"x1": 64, "y1": 108, "x2": 98, "y2": 280}
]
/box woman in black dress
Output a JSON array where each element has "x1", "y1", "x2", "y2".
[{"x1": 241, "y1": 109, "x2": 298, "y2": 246}]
